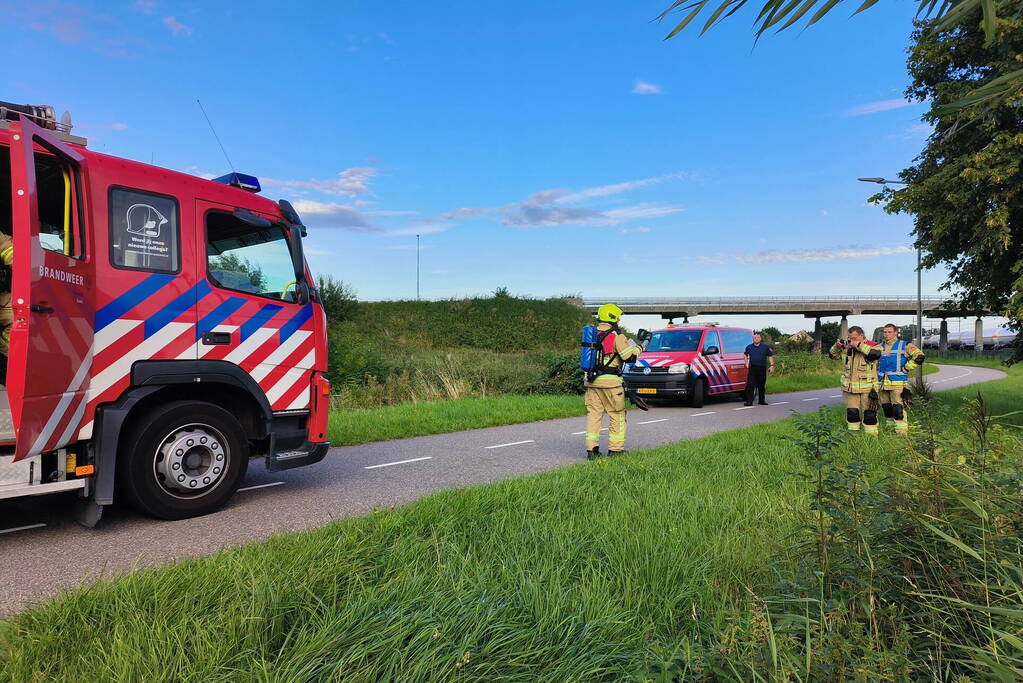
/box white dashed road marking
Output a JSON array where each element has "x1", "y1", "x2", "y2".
[
  {"x1": 638, "y1": 418, "x2": 668, "y2": 425},
  {"x1": 691, "y1": 412, "x2": 716, "y2": 416},
  {"x1": 773, "y1": 401, "x2": 790, "y2": 405},
  {"x1": 802, "y1": 398, "x2": 819, "y2": 402},
  {"x1": 485, "y1": 440, "x2": 535, "y2": 450},
  {"x1": 237, "y1": 482, "x2": 285, "y2": 492},
  {"x1": 365, "y1": 457, "x2": 433, "y2": 470},
  {"x1": 734, "y1": 406, "x2": 754, "y2": 411},
  {"x1": 572, "y1": 428, "x2": 607, "y2": 435}
]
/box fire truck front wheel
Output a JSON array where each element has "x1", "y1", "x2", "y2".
[{"x1": 118, "y1": 400, "x2": 250, "y2": 520}]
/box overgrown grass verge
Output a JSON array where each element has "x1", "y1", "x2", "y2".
[
  {"x1": 328, "y1": 394, "x2": 584, "y2": 446},
  {"x1": 0, "y1": 366, "x2": 1010, "y2": 680}
]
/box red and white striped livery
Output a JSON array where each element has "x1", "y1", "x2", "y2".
[{"x1": 0, "y1": 102, "x2": 329, "y2": 523}]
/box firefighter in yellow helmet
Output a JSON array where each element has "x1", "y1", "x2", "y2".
[
  {"x1": 0, "y1": 231, "x2": 11, "y2": 357},
  {"x1": 584, "y1": 303, "x2": 642, "y2": 458},
  {"x1": 877, "y1": 323, "x2": 925, "y2": 435},
  {"x1": 828, "y1": 325, "x2": 882, "y2": 436}
]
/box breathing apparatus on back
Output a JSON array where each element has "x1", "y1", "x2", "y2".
[{"x1": 578, "y1": 303, "x2": 649, "y2": 410}]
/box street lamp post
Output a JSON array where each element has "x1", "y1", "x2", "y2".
[
  {"x1": 858, "y1": 177, "x2": 923, "y2": 381},
  {"x1": 416, "y1": 233, "x2": 420, "y2": 300}
]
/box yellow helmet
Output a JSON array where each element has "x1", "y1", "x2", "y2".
[{"x1": 597, "y1": 303, "x2": 623, "y2": 323}]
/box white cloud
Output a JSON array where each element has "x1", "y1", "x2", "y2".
[
  {"x1": 632, "y1": 81, "x2": 663, "y2": 95},
  {"x1": 363, "y1": 209, "x2": 419, "y2": 217},
  {"x1": 133, "y1": 0, "x2": 157, "y2": 13},
  {"x1": 440, "y1": 207, "x2": 491, "y2": 220},
  {"x1": 105, "y1": 122, "x2": 128, "y2": 131},
  {"x1": 263, "y1": 167, "x2": 375, "y2": 198},
  {"x1": 388, "y1": 224, "x2": 449, "y2": 236},
  {"x1": 161, "y1": 15, "x2": 192, "y2": 36},
  {"x1": 619, "y1": 226, "x2": 651, "y2": 234},
  {"x1": 558, "y1": 173, "x2": 685, "y2": 203},
  {"x1": 604, "y1": 204, "x2": 683, "y2": 221},
  {"x1": 452, "y1": 173, "x2": 688, "y2": 228},
  {"x1": 820, "y1": 209, "x2": 829, "y2": 216},
  {"x1": 727, "y1": 245, "x2": 914, "y2": 265},
  {"x1": 290, "y1": 200, "x2": 376, "y2": 232},
  {"x1": 384, "y1": 243, "x2": 431, "y2": 251},
  {"x1": 304, "y1": 248, "x2": 334, "y2": 256},
  {"x1": 841, "y1": 98, "x2": 914, "y2": 116}
]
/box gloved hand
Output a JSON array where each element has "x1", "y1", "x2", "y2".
[
  {"x1": 868, "y1": 389, "x2": 879, "y2": 413},
  {"x1": 901, "y1": 386, "x2": 914, "y2": 409}
]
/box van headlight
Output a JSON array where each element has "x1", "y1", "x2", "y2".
[{"x1": 668, "y1": 363, "x2": 689, "y2": 374}]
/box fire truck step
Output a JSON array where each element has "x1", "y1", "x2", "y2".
[{"x1": 0, "y1": 476, "x2": 85, "y2": 500}]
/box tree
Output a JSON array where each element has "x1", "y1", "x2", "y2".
[
  {"x1": 758, "y1": 325, "x2": 783, "y2": 343},
  {"x1": 658, "y1": 1, "x2": 1020, "y2": 110},
  {"x1": 316, "y1": 275, "x2": 359, "y2": 323},
  {"x1": 208, "y1": 252, "x2": 266, "y2": 292},
  {"x1": 876, "y1": 4, "x2": 1023, "y2": 362}
]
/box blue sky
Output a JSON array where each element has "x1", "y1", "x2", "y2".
[{"x1": 3, "y1": 0, "x2": 990, "y2": 333}]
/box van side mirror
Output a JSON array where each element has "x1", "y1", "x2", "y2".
[
  {"x1": 702, "y1": 345, "x2": 719, "y2": 356},
  {"x1": 637, "y1": 328, "x2": 651, "y2": 342}
]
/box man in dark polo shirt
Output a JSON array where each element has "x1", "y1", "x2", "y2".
[{"x1": 744, "y1": 332, "x2": 775, "y2": 406}]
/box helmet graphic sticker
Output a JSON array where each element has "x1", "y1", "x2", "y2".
[{"x1": 126, "y1": 203, "x2": 168, "y2": 238}]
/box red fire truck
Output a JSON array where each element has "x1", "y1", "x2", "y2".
[{"x1": 0, "y1": 102, "x2": 329, "y2": 525}]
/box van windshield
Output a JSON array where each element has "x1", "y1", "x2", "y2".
[{"x1": 645, "y1": 330, "x2": 702, "y2": 352}]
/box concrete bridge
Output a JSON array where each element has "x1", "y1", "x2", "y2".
[{"x1": 579, "y1": 296, "x2": 996, "y2": 353}]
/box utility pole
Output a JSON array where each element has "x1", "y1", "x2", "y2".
[{"x1": 416, "y1": 233, "x2": 420, "y2": 300}]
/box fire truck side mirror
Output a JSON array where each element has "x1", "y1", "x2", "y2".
[{"x1": 287, "y1": 224, "x2": 307, "y2": 291}]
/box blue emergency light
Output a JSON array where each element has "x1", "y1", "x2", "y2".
[{"x1": 213, "y1": 172, "x2": 261, "y2": 193}]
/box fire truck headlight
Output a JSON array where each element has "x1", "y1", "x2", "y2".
[{"x1": 668, "y1": 363, "x2": 689, "y2": 374}]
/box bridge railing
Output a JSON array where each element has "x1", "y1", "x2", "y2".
[{"x1": 581, "y1": 295, "x2": 950, "y2": 305}]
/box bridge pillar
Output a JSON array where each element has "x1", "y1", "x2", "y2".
[
  {"x1": 813, "y1": 317, "x2": 822, "y2": 354},
  {"x1": 839, "y1": 316, "x2": 848, "y2": 341},
  {"x1": 975, "y1": 317, "x2": 984, "y2": 356},
  {"x1": 939, "y1": 319, "x2": 948, "y2": 353}
]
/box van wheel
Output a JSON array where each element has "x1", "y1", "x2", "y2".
[
  {"x1": 118, "y1": 401, "x2": 249, "y2": 520},
  {"x1": 690, "y1": 378, "x2": 707, "y2": 408}
]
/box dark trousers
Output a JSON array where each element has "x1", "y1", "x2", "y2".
[{"x1": 746, "y1": 365, "x2": 768, "y2": 403}]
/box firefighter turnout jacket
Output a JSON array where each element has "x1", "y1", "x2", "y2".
[
  {"x1": 877, "y1": 339, "x2": 924, "y2": 389},
  {"x1": 583, "y1": 323, "x2": 643, "y2": 388},
  {"x1": 828, "y1": 339, "x2": 881, "y2": 394}
]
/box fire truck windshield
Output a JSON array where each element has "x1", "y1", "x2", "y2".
[{"x1": 206, "y1": 211, "x2": 301, "y2": 301}]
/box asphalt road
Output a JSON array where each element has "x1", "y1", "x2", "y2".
[{"x1": 0, "y1": 363, "x2": 1004, "y2": 616}]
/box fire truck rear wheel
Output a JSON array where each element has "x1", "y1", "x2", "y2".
[{"x1": 118, "y1": 400, "x2": 250, "y2": 520}]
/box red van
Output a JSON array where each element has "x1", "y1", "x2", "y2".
[{"x1": 623, "y1": 324, "x2": 754, "y2": 408}]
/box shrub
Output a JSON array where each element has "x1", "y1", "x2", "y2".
[{"x1": 316, "y1": 275, "x2": 359, "y2": 323}]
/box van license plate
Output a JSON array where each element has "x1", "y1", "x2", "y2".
[{"x1": 636, "y1": 388, "x2": 657, "y2": 394}]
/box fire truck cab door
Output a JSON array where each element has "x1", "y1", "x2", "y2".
[{"x1": 7, "y1": 118, "x2": 93, "y2": 462}]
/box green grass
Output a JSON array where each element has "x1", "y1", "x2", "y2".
[
  {"x1": 328, "y1": 394, "x2": 584, "y2": 446},
  {"x1": 3, "y1": 365, "x2": 1013, "y2": 680}
]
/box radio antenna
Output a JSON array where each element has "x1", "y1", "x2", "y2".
[{"x1": 196, "y1": 99, "x2": 236, "y2": 173}]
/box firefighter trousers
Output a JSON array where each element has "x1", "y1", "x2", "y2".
[
  {"x1": 584, "y1": 385, "x2": 627, "y2": 452},
  {"x1": 0, "y1": 291, "x2": 10, "y2": 356},
  {"x1": 843, "y1": 391, "x2": 878, "y2": 436},
  {"x1": 879, "y1": 388, "x2": 908, "y2": 434}
]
